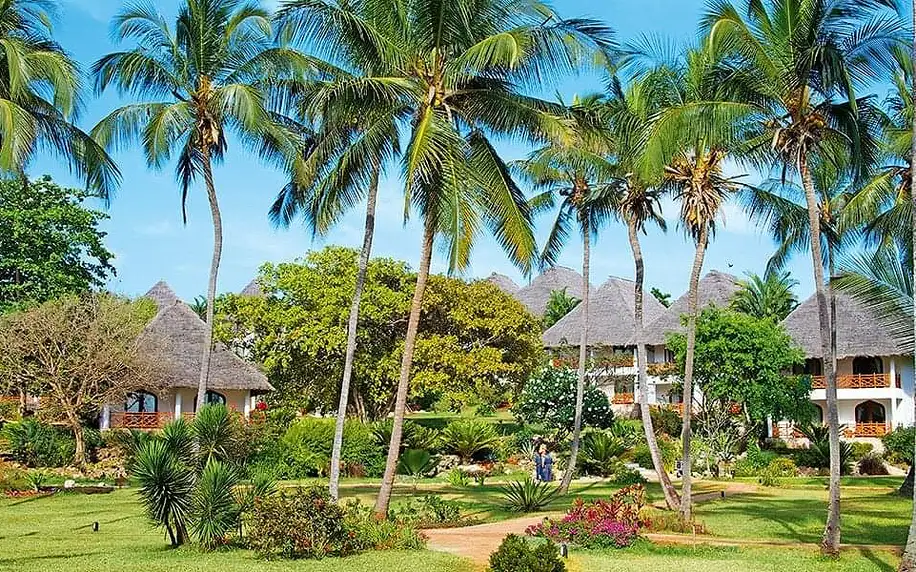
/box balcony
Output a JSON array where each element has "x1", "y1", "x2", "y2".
[
  {"x1": 612, "y1": 392, "x2": 635, "y2": 404},
  {"x1": 810, "y1": 373, "x2": 900, "y2": 390},
  {"x1": 110, "y1": 412, "x2": 173, "y2": 429},
  {"x1": 844, "y1": 422, "x2": 890, "y2": 438}
]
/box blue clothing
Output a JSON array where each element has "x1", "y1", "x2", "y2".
[{"x1": 534, "y1": 452, "x2": 554, "y2": 482}]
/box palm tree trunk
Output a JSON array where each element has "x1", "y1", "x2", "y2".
[
  {"x1": 559, "y1": 221, "x2": 590, "y2": 494},
  {"x1": 799, "y1": 156, "x2": 841, "y2": 556},
  {"x1": 196, "y1": 148, "x2": 222, "y2": 413},
  {"x1": 374, "y1": 218, "x2": 435, "y2": 516},
  {"x1": 628, "y1": 219, "x2": 680, "y2": 510},
  {"x1": 898, "y1": 10, "x2": 916, "y2": 569},
  {"x1": 679, "y1": 226, "x2": 707, "y2": 522},
  {"x1": 329, "y1": 168, "x2": 380, "y2": 501}
]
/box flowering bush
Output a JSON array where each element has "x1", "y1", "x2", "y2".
[{"x1": 525, "y1": 485, "x2": 646, "y2": 549}]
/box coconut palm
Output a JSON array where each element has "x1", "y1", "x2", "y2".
[
  {"x1": 277, "y1": 0, "x2": 615, "y2": 515},
  {"x1": 602, "y1": 73, "x2": 680, "y2": 510},
  {"x1": 703, "y1": 0, "x2": 901, "y2": 551},
  {"x1": 515, "y1": 97, "x2": 619, "y2": 494},
  {"x1": 269, "y1": 83, "x2": 404, "y2": 501},
  {"x1": 91, "y1": 0, "x2": 309, "y2": 413},
  {"x1": 730, "y1": 270, "x2": 799, "y2": 321},
  {"x1": 0, "y1": 0, "x2": 118, "y2": 195},
  {"x1": 904, "y1": 5, "x2": 916, "y2": 566},
  {"x1": 543, "y1": 288, "x2": 581, "y2": 329}
]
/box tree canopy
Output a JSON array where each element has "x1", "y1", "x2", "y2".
[
  {"x1": 0, "y1": 176, "x2": 115, "y2": 313},
  {"x1": 213, "y1": 247, "x2": 542, "y2": 420}
]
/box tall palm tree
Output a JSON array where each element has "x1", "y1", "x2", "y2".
[
  {"x1": 269, "y1": 76, "x2": 404, "y2": 500},
  {"x1": 730, "y1": 270, "x2": 799, "y2": 321},
  {"x1": 904, "y1": 5, "x2": 916, "y2": 565},
  {"x1": 515, "y1": 97, "x2": 618, "y2": 494},
  {"x1": 603, "y1": 73, "x2": 680, "y2": 510},
  {"x1": 277, "y1": 0, "x2": 615, "y2": 516},
  {"x1": 0, "y1": 0, "x2": 118, "y2": 195},
  {"x1": 91, "y1": 0, "x2": 309, "y2": 412},
  {"x1": 703, "y1": 0, "x2": 901, "y2": 552}
]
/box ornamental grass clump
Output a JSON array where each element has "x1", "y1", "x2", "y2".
[{"x1": 526, "y1": 484, "x2": 646, "y2": 548}]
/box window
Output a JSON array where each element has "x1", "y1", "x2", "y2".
[
  {"x1": 125, "y1": 391, "x2": 157, "y2": 413},
  {"x1": 793, "y1": 358, "x2": 822, "y2": 376},
  {"x1": 855, "y1": 400, "x2": 886, "y2": 423},
  {"x1": 812, "y1": 404, "x2": 824, "y2": 424},
  {"x1": 853, "y1": 357, "x2": 883, "y2": 375},
  {"x1": 194, "y1": 390, "x2": 227, "y2": 410}
]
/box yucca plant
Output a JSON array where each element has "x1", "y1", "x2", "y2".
[
  {"x1": 160, "y1": 417, "x2": 196, "y2": 466},
  {"x1": 501, "y1": 478, "x2": 559, "y2": 513},
  {"x1": 134, "y1": 440, "x2": 195, "y2": 547},
  {"x1": 192, "y1": 405, "x2": 237, "y2": 466},
  {"x1": 192, "y1": 460, "x2": 240, "y2": 549},
  {"x1": 441, "y1": 419, "x2": 500, "y2": 463}
]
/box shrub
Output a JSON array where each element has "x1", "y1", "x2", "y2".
[
  {"x1": 756, "y1": 458, "x2": 796, "y2": 487},
  {"x1": 343, "y1": 501, "x2": 425, "y2": 551},
  {"x1": 446, "y1": 467, "x2": 471, "y2": 488},
  {"x1": 250, "y1": 487, "x2": 355, "y2": 559},
  {"x1": 134, "y1": 440, "x2": 195, "y2": 546},
  {"x1": 579, "y1": 431, "x2": 628, "y2": 477},
  {"x1": 526, "y1": 485, "x2": 645, "y2": 549},
  {"x1": 0, "y1": 462, "x2": 28, "y2": 492},
  {"x1": 649, "y1": 407, "x2": 682, "y2": 437},
  {"x1": 489, "y1": 534, "x2": 565, "y2": 572},
  {"x1": 849, "y1": 442, "x2": 874, "y2": 462},
  {"x1": 858, "y1": 453, "x2": 889, "y2": 476},
  {"x1": 280, "y1": 417, "x2": 384, "y2": 478},
  {"x1": 390, "y1": 495, "x2": 465, "y2": 527},
  {"x1": 632, "y1": 436, "x2": 677, "y2": 472},
  {"x1": 612, "y1": 466, "x2": 646, "y2": 486},
  {"x1": 513, "y1": 367, "x2": 613, "y2": 436},
  {"x1": 883, "y1": 427, "x2": 915, "y2": 465},
  {"x1": 191, "y1": 460, "x2": 240, "y2": 549},
  {"x1": 1, "y1": 419, "x2": 75, "y2": 467},
  {"x1": 105, "y1": 429, "x2": 155, "y2": 471},
  {"x1": 441, "y1": 419, "x2": 500, "y2": 463},
  {"x1": 501, "y1": 478, "x2": 559, "y2": 512},
  {"x1": 794, "y1": 439, "x2": 853, "y2": 474},
  {"x1": 371, "y1": 419, "x2": 441, "y2": 452}
]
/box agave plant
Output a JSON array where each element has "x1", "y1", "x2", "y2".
[
  {"x1": 134, "y1": 440, "x2": 195, "y2": 547},
  {"x1": 441, "y1": 419, "x2": 500, "y2": 463},
  {"x1": 501, "y1": 478, "x2": 559, "y2": 513},
  {"x1": 192, "y1": 460, "x2": 240, "y2": 549}
]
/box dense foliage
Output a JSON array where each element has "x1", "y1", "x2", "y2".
[
  {"x1": 527, "y1": 485, "x2": 646, "y2": 548},
  {"x1": 666, "y1": 308, "x2": 810, "y2": 424},
  {"x1": 214, "y1": 247, "x2": 542, "y2": 419},
  {"x1": 513, "y1": 367, "x2": 613, "y2": 436},
  {"x1": 0, "y1": 177, "x2": 115, "y2": 313},
  {"x1": 489, "y1": 534, "x2": 566, "y2": 572}
]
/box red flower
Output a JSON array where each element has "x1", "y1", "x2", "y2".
[{"x1": 255, "y1": 401, "x2": 268, "y2": 411}]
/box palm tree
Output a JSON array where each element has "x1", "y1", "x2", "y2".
[
  {"x1": 904, "y1": 4, "x2": 916, "y2": 565},
  {"x1": 703, "y1": 0, "x2": 901, "y2": 552},
  {"x1": 0, "y1": 0, "x2": 118, "y2": 195},
  {"x1": 91, "y1": 0, "x2": 308, "y2": 413},
  {"x1": 543, "y1": 288, "x2": 580, "y2": 329},
  {"x1": 515, "y1": 97, "x2": 619, "y2": 494},
  {"x1": 603, "y1": 73, "x2": 680, "y2": 510},
  {"x1": 277, "y1": 0, "x2": 615, "y2": 516},
  {"x1": 189, "y1": 296, "x2": 208, "y2": 322},
  {"x1": 730, "y1": 270, "x2": 799, "y2": 321}
]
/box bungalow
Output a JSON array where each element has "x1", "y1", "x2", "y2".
[
  {"x1": 779, "y1": 292, "x2": 914, "y2": 439},
  {"x1": 100, "y1": 281, "x2": 272, "y2": 430},
  {"x1": 542, "y1": 276, "x2": 666, "y2": 408},
  {"x1": 499, "y1": 266, "x2": 594, "y2": 317}
]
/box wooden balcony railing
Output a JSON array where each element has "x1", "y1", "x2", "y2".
[
  {"x1": 612, "y1": 392, "x2": 635, "y2": 404},
  {"x1": 810, "y1": 373, "x2": 900, "y2": 390},
  {"x1": 772, "y1": 425, "x2": 804, "y2": 439},
  {"x1": 843, "y1": 422, "x2": 890, "y2": 438},
  {"x1": 647, "y1": 362, "x2": 678, "y2": 377},
  {"x1": 110, "y1": 412, "x2": 173, "y2": 429}
]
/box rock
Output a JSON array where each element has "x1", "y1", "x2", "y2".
[
  {"x1": 63, "y1": 479, "x2": 76, "y2": 489},
  {"x1": 435, "y1": 455, "x2": 461, "y2": 475}
]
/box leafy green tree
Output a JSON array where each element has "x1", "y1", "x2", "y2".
[
  {"x1": 91, "y1": 0, "x2": 308, "y2": 414},
  {"x1": 730, "y1": 270, "x2": 799, "y2": 321},
  {"x1": 667, "y1": 307, "x2": 810, "y2": 426},
  {"x1": 213, "y1": 247, "x2": 542, "y2": 421},
  {"x1": 512, "y1": 367, "x2": 613, "y2": 438},
  {"x1": 0, "y1": 176, "x2": 114, "y2": 313},
  {"x1": 0, "y1": 0, "x2": 117, "y2": 194},
  {"x1": 516, "y1": 97, "x2": 619, "y2": 492},
  {"x1": 277, "y1": 0, "x2": 615, "y2": 515},
  {"x1": 542, "y1": 288, "x2": 580, "y2": 329},
  {"x1": 704, "y1": 0, "x2": 901, "y2": 552}
]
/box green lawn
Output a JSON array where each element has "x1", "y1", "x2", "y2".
[{"x1": 0, "y1": 476, "x2": 908, "y2": 571}]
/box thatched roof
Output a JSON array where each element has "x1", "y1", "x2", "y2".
[
  {"x1": 642, "y1": 271, "x2": 740, "y2": 345},
  {"x1": 145, "y1": 281, "x2": 180, "y2": 309},
  {"x1": 141, "y1": 283, "x2": 272, "y2": 392},
  {"x1": 515, "y1": 266, "x2": 593, "y2": 316},
  {"x1": 240, "y1": 278, "x2": 263, "y2": 297},
  {"x1": 486, "y1": 272, "x2": 519, "y2": 295},
  {"x1": 542, "y1": 277, "x2": 667, "y2": 347},
  {"x1": 782, "y1": 291, "x2": 909, "y2": 358}
]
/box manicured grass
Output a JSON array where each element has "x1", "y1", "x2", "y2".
[
  {"x1": 574, "y1": 542, "x2": 898, "y2": 572},
  {"x1": 0, "y1": 489, "x2": 472, "y2": 572}
]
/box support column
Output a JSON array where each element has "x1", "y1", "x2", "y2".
[
  {"x1": 174, "y1": 391, "x2": 183, "y2": 421},
  {"x1": 244, "y1": 391, "x2": 252, "y2": 418},
  {"x1": 100, "y1": 404, "x2": 111, "y2": 431},
  {"x1": 890, "y1": 357, "x2": 897, "y2": 388}
]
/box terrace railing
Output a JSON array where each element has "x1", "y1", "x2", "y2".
[
  {"x1": 110, "y1": 412, "x2": 172, "y2": 429},
  {"x1": 810, "y1": 373, "x2": 900, "y2": 390},
  {"x1": 844, "y1": 422, "x2": 890, "y2": 438}
]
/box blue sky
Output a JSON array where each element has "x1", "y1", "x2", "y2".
[{"x1": 32, "y1": 0, "x2": 821, "y2": 303}]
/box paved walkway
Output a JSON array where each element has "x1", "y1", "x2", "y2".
[{"x1": 423, "y1": 483, "x2": 902, "y2": 567}]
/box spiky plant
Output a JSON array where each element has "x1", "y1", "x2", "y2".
[
  {"x1": 731, "y1": 270, "x2": 800, "y2": 321},
  {"x1": 191, "y1": 404, "x2": 237, "y2": 466},
  {"x1": 134, "y1": 440, "x2": 195, "y2": 547},
  {"x1": 192, "y1": 460, "x2": 240, "y2": 549}
]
